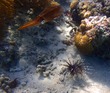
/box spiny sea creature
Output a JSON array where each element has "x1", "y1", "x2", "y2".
[
  {"x1": 18, "y1": 1, "x2": 63, "y2": 30},
  {"x1": 64, "y1": 58, "x2": 83, "y2": 76},
  {"x1": 8, "y1": 78, "x2": 18, "y2": 88}
]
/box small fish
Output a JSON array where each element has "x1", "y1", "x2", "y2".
[{"x1": 18, "y1": 3, "x2": 63, "y2": 30}]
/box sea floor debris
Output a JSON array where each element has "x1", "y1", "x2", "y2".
[{"x1": 0, "y1": 74, "x2": 18, "y2": 93}]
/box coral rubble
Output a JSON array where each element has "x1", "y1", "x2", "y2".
[
  {"x1": 70, "y1": 0, "x2": 110, "y2": 22},
  {"x1": 0, "y1": 74, "x2": 18, "y2": 93}
]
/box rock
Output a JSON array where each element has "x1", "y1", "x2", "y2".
[
  {"x1": 0, "y1": 74, "x2": 18, "y2": 93},
  {"x1": 21, "y1": 81, "x2": 27, "y2": 87}
]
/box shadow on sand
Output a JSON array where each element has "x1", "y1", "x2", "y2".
[{"x1": 82, "y1": 55, "x2": 110, "y2": 87}]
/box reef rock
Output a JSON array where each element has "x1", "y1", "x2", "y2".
[
  {"x1": 0, "y1": 74, "x2": 18, "y2": 93},
  {"x1": 73, "y1": 16, "x2": 110, "y2": 58},
  {"x1": 70, "y1": 0, "x2": 110, "y2": 23}
]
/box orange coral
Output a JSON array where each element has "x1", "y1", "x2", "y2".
[
  {"x1": 74, "y1": 32, "x2": 94, "y2": 54},
  {"x1": 18, "y1": 1, "x2": 63, "y2": 30},
  {"x1": 73, "y1": 17, "x2": 99, "y2": 54}
]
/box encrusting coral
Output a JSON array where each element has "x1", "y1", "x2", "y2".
[
  {"x1": 70, "y1": 0, "x2": 110, "y2": 22},
  {"x1": 70, "y1": 0, "x2": 110, "y2": 58},
  {"x1": 70, "y1": 0, "x2": 97, "y2": 22},
  {"x1": 73, "y1": 16, "x2": 110, "y2": 57},
  {"x1": 96, "y1": 0, "x2": 110, "y2": 17},
  {"x1": 74, "y1": 32, "x2": 94, "y2": 54}
]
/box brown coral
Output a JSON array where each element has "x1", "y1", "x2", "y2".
[
  {"x1": 73, "y1": 16, "x2": 110, "y2": 55},
  {"x1": 78, "y1": 1, "x2": 94, "y2": 19},
  {"x1": 74, "y1": 32, "x2": 94, "y2": 54},
  {"x1": 73, "y1": 18, "x2": 95, "y2": 54},
  {"x1": 70, "y1": 0, "x2": 103, "y2": 22}
]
